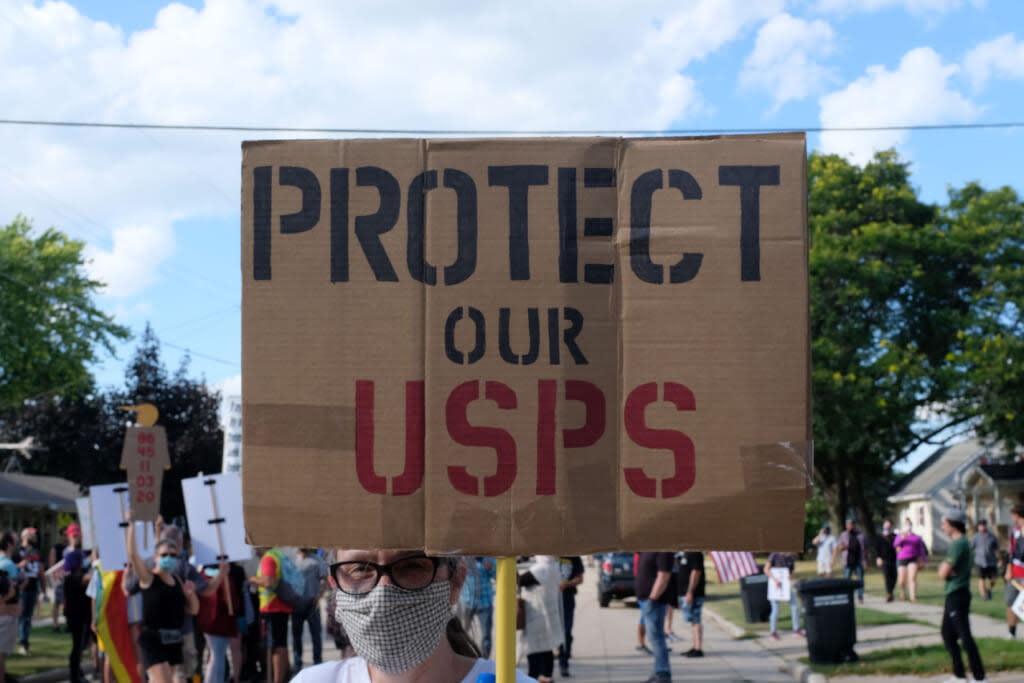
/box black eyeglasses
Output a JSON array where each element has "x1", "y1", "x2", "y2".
[{"x1": 330, "y1": 555, "x2": 441, "y2": 595}]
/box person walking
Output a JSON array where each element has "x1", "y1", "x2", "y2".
[
  {"x1": 1004, "y1": 504, "x2": 1024, "y2": 638},
  {"x1": 0, "y1": 531, "x2": 22, "y2": 683},
  {"x1": 876, "y1": 520, "x2": 899, "y2": 602},
  {"x1": 249, "y1": 548, "x2": 292, "y2": 683},
  {"x1": 676, "y1": 551, "x2": 705, "y2": 658},
  {"x1": 557, "y1": 556, "x2": 583, "y2": 678},
  {"x1": 62, "y1": 524, "x2": 92, "y2": 683},
  {"x1": 971, "y1": 519, "x2": 999, "y2": 601},
  {"x1": 895, "y1": 519, "x2": 928, "y2": 602},
  {"x1": 636, "y1": 552, "x2": 674, "y2": 683},
  {"x1": 292, "y1": 548, "x2": 328, "y2": 671},
  {"x1": 836, "y1": 517, "x2": 868, "y2": 603},
  {"x1": 939, "y1": 507, "x2": 987, "y2": 683},
  {"x1": 518, "y1": 556, "x2": 564, "y2": 683},
  {"x1": 765, "y1": 552, "x2": 803, "y2": 639},
  {"x1": 16, "y1": 527, "x2": 45, "y2": 656},
  {"x1": 460, "y1": 557, "x2": 495, "y2": 659},
  {"x1": 813, "y1": 524, "x2": 837, "y2": 577}
]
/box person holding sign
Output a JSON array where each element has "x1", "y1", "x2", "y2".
[
  {"x1": 938, "y1": 508, "x2": 987, "y2": 683},
  {"x1": 1004, "y1": 504, "x2": 1024, "y2": 638},
  {"x1": 294, "y1": 550, "x2": 536, "y2": 683},
  {"x1": 126, "y1": 510, "x2": 200, "y2": 683},
  {"x1": 764, "y1": 552, "x2": 803, "y2": 640}
]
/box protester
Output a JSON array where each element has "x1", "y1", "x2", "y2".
[
  {"x1": 836, "y1": 517, "x2": 868, "y2": 603},
  {"x1": 291, "y1": 548, "x2": 329, "y2": 671},
  {"x1": 123, "y1": 562, "x2": 148, "y2": 683},
  {"x1": 636, "y1": 551, "x2": 675, "y2": 683},
  {"x1": 634, "y1": 552, "x2": 649, "y2": 654},
  {"x1": 765, "y1": 552, "x2": 803, "y2": 639},
  {"x1": 85, "y1": 557, "x2": 115, "y2": 683},
  {"x1": 200, "y1": 561, "x2": 248, "y2": 683},
  {"x1": 895, "y1": 518, "x2": 928, "y2": 602},
  {"x1": 63, "y1": 525, "x2": 92, "y2": 683},
  {"x1": 875, "y1": 520, "x2": 898, "y2": 602},
  {"x1": 971, "y1": 519, "x2": 999, "y2": 601},
  {"x1": 293, "y1": 550, "x2": 536, "y2": 683},
  {"x1": 48, "y1": 525, "x2": 68, "y2": 631},
  {"x1": 676, "y1": 551, "x2": 706, "y2": 658},
  {"x1": 249, "y1": 548, "x2": 292, "y2": 683},
  {"x1": 557, "y1": 555, "x2": 584, "y2": 678},
  {"x1": 458, "y1": 557, "x2": 495, "y2": 658},
  {"x1": 1005, "y1": 503, "x2": 1024, "y2": 638},
  {"x1": 127, "y1": 511, "x2": 200, "y2": 683},
  {"x1": 813, "y1": 523, "x2": 837, "y2": 577},
  {"x1": 939, "y1": 507, "x2": 988, "y2": 683},
  {"x1": 0, "y1": 531, "x2": 22, "y2": 683},
  {"x1": 13, "y1": 526, "x2": 43, "y2": 656},
  {"x1": 518, "y1": 555, "x2": 564, "y2": 683}
]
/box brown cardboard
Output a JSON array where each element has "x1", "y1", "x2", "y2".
[
  {"x1": 119, "y1": 425, "x2": 170, "y2": 522},
  {"x1": 241, "y1": 135, "x2": 810, "y2": 554}
]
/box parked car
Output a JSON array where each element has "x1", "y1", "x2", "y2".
[{"x1": 597, "y1": 551, "x2": 635, "y2": 607}]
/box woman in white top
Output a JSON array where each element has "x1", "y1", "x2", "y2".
[
  {"x1": 517, "y1": 556, "x2": 564, "y2": 683},
  {"x1": 294, "y1": 550, "x2": 536, "y2": 683}
]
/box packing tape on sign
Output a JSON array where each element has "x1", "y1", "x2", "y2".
[
  {"x1": 244, "y1": 404, "x2": 355, "y2": 451},
  {"x1": 740, "y1": 440, "x2": 814, "y2": 496}
]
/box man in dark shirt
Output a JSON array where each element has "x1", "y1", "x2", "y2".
[
  {"x1": 875, "y1": 520, "x2": 898, "y2": 602},
  {"x1": 557, "y1": 556, "x2": 584, "y2": 678},
  {"x1": 676, "y1": 552, "x2": 706, "y2": 658},
  {"x1": 636, "y1": 552, "x2": 674, "y2": 683}
]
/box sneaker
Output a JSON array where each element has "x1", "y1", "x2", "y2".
[
  {"x1": 560, "y1": 667, "x2": 570, "y2": 677},
  {"x1": 17, "y1": 645, "x2": 28, "y2": 656},
  {"x1": 1011, "y1": 625, "x2": 1018, "y2": 638},
  {"x1": 680, "y1": 648, "x2": 695, "y2": 657},
  {"x1": 940, "y1": 678, "x2": 967, "y2": 683},
  {"x1": 685, "y1": 649, "x2": 704, "y2": 658},
  {"x1": 636, "y1": 645, "x2": 653, "y2": 655},
  {"x1": 643, "y1": 674, "x2": 671, "y2": 683},
  {"x1": 770, "y1": 632, "x2": 780, "y2": 640}
]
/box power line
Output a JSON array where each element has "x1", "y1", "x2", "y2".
[{"x1": 0, "y1": 118, "x2": 1022, "y2": 136}]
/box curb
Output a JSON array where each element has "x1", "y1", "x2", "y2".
[
  {"x1": 702, "y1": 606, "x2": 746, "y2": 639},
  {"x1": 785, "y1": 659, "x2": 827, "y2": 683}
]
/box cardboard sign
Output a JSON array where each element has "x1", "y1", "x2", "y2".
[
  {"x1": 90, "y1": 482, "x2": 156, "y2": 569},
  {"x1": 74, "y1": 496, "x2": 97, "y2": 551},
  {"x1": 182, "y1": 472, "x2": 252, "y2": 566},
  {"x1": 119, "y1": 425, "x2": 170, "y2": 522},
  {"x1": 241, "y1": 135, "x2": 811, "y2": 554}
]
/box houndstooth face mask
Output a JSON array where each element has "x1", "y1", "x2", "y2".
[{"x1": 334, "y1": 581, "x2": 454, "y2": 673}]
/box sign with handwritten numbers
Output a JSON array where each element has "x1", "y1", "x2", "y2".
[{"x1": 119, "y1": 426, "x2": 170, "y2": 522}]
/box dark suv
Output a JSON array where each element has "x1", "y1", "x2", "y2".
[{"x1": 597, "y1": 552, "x2": 635, "y2": 607}]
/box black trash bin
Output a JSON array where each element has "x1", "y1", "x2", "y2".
[
  {"x1": 739, "y1": 574, "x2": 771, "y2": 623},
  {"x1": 796, "y1": 578, "x2": 862, "y2": 664}
]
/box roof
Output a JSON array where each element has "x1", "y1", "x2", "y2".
[
  {"x1": 890, "y1": 438, "x2": 988, "y2": 501},
  {"x1": 0, "y1": 473, "x2": 81, "y2": 512},
  {"x1": 980, "y1": 463, "x2": 1024, "y2": 482}
]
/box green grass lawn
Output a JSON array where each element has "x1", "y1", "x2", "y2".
[
  {"x1": 5, "y1": 626, "x2": 73, "y2": 678},
  {"x1": 807, "y1": 638, "x2": 1024, "y2": 677},
  {"x1": 857, "y1": 562, "x2": 1009, "y2": 621}
]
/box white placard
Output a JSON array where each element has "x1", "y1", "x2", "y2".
[
  {"x1": 74, "y1": 497, "x2": 97, "y2": 551},
  {"x1": 90, "y1": 482, "x2": 157, "y2": 570},
  {"x1": 1013, "y1": 585, "x2": 1024, "y2": 621},
  {"x1": 182, "y1": 472, "x2": 251, "y2": 566},
  {"x1": 768, "y1": 567, "x2": 791, "y2": 602},
  {"x1": 44, "y1": 563, "x2": 63, "y2": 591}
]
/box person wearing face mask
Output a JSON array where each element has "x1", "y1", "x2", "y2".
[
  {"x1": 875, "y1": 520, "x2": 898, "y2": 602},
  {"x1": 294, "y1": 551, "x2": 538, "y2": 683},
  {"x1": 894, "y1": 518, "x2": 928, "y2": 602},
  {"x1": 62, "y1": 524, "x2": 92, "y2": 683},
  {"x1": 127, "y1": 510, "x2": 200, "y2": 683}
]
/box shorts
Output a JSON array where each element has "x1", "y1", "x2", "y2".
[
  {"x1": 138, "y1": 628, "x2": 184, "y2": 669},
  {"x1": 977, "y1": 565, "x2": 998, "y2": 580},
  {"x1": 898, "y1": 558, "x2": 918, "y2": 568},
  {"x1": 0, "y1": 615, "x2": 15, "y2": 655},
  {"x1": 54, "y1": 583, "x2": 64, "y2": 605},
  {"x1": 175, "y1": 634, "x2": 197, "y2": 680},
  {"x1": 681, "y1": 597, "x2": 704, "y2": 624},
  {"x1": 817, "y1": 559, "x2": 832, "y2": 574},
  {"x1": 262, "y1": 612, "x2": 290, "y2": 649},
  {"x1": 1006, "y1": 581, "x2": 1021, "y2": 608}
]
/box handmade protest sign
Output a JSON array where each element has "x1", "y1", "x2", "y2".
[
  {"x1": 74, "y1": 496, "x2": 96, "y2": 551},
  {"x1": 241, "y1": 135, "x2": 812, "y2": 554},
  {"x1": 91, "y1": 482, "x2": 156, "y2": 570},
  {"x1": 119, "y1": 426, "x2": 170, "y2": 523},
  {"x1": 182, "y1": 472, "x2": 251, "y2": 566}
]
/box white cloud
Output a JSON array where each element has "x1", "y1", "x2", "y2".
[
  {"x1": 212, "y1": 373, "x2": 241, "y2": 399},
  {"x1": 739, "y1": 13, "x2": 837, "y2": 113},
  {"x1": 85, "y1": 222, "x2": 176, "y2": 297},
  {"x1": 0, "y1": 0, "x2": 785, "y2": 299},
  {"x1": 964, "y1": 33, "x2": 1024, "y2": 88},
  {"x1": 815, "y1": 0, "x2": 984, "y2": 15},
  {"x1": 818, "y1": 47, "x2": 980, "y2": 164}
]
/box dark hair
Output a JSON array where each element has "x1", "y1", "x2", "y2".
[
  {"x1": 0, "y1": 532, "x2": 16, "y2": 553},
  {"x1": 948, "y1": 520, "x2": 966, "y2": 534},
  {"x1": 1013, "y1": 503, "x2": 1024, "y2": 518},
  {"x1": 438, "y1": 557, "x2": 482, "y2": 657},
  {"x1": 155, "y1": 539, "x2": 179, "y2": 554}
]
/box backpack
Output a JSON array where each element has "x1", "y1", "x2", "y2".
[{"x1": 266, "y1": 549, "x2": 313, "y2": 611}]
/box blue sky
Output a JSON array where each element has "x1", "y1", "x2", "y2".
[{"x1": 1, "y1": 0, "x2": 1022, "y2": 469}]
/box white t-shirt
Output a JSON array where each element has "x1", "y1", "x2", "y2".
[
  {"x1": 293, "y1": 657, "x2": 537, "y2": 683},
  {"x1": 816, "y1": 535, "x2": 837, "y2": 564}
]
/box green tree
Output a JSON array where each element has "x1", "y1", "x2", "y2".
[{"x1": 0, "y1": 216, "x2": 130, "y2": 406}]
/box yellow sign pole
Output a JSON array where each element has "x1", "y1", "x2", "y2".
[{"x1": 495, "y1": 557, "x2": 517, "y2": 683}]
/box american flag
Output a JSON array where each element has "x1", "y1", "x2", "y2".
[{"x1": 709, "y1": 551, "x2": 760, "y2": 583}]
